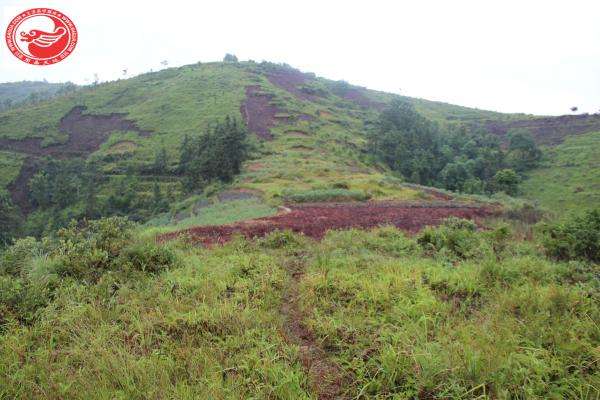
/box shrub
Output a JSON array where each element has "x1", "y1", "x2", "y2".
[
  {"x1": 0, "y1": 236, "x2": 44, "y2": 277},
  {"x1": 417, "y1": 217, "x2": 482, "y2": 260},
  {"x1": 260, "y1": 230, "x2": 303, "y2": 249},
  {"x1": 119, "y1": 242, "x2": 178, "y2": 273},
  {"x1": 542, "y1": 209, "x2": 600, "y2": 262}
]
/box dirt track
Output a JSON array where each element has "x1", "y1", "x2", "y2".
[{"x1": 160, "y1": 201, "x2": 496, "y2": 246}]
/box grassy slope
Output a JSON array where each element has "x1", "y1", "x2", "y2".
[
  {"x1": 1, "y1": 225, "x2": 597, "y2": 399},
  {"x1": 0, "y1": 62, "x2": 460, "y2": 221},
  {"x1": 521, "y1": 131, "x2": 600, "y2": 213}
]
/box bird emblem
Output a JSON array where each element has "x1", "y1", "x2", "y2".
[{"x1": 18, "y1": 16, "x2": 69, "y2": 59}]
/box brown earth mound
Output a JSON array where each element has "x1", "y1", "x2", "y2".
[
  {"x1": 240, "y1": 86, "x2": 279, "y2": 140},
  {"x1": 265, "y1": 68, "x2": 320, "y2": 102},
  {"x1": 160, "y1": 201, "x2": 496, "y2": 246},
  {"x1": 335, "y1": 87, "x2": 386, "y2": 110},
  {"x1": 0, "y1": 106, "x2": 151, "y2": 157},
  {"x1": 1, "y1": 106, "x2": 152, "y2": 211},
  {"x1": 485, "y1": 113, "x2": 600, "y2": 145}
]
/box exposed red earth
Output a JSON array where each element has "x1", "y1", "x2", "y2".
[
  {"x1": 240, "y1": 85, "x2": 278, "y2": 139},
  {"x1": 159, "y1": 201, "x2": 497, "y2": 246},
  {"x1": 484, "y1": 113, "x2": 600, "y2": 145},
  {"x1": 1, "y1": 106, "x2": 152, "y2": 212}
]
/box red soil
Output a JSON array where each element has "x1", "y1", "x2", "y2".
[
  {"x1": 484, "y1": 113, "x2": 600, "y2": 145},
  {"x1": 265, "y1": 68, "x2": 320, "y2": 102},
  {"x1": 1, "y1": 106, "x2": 152, "y2": 212},
  {"x1": 240, "y1": 85, "x2": 278, "y2": 140},
  {"x1": 159, "y1": 201, "x2": 496, "y2": 246}
]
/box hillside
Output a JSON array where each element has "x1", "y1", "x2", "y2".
[
  {"x1": 1, "y1": 60, "x2": 599, "y2": 235},
  {"x1": 521, "y1": 131, "x2": 600, "y2": 212},
  {"x1": 0, "y1": 61, "x2": 599, "y2": 399}
]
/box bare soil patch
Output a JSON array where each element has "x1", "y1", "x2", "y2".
[
  {"x1": 334, "y1": 87, "x2": 386, "y2": 110},
  {"x1": 160, "y1": 201, "x2": 496, "y2": 246},
  {"x1": 265, "y1": 68, "x2": 320, "y2": 102},
  {"x1": 1, "y1": 106, "x2": 151, "y2": 211},
  {"x1": 240, "y1": 86, "x2": 279, "y2": 140},
  {"x1": 485, "y1": 114, "x2": 600, "y2": 145}
]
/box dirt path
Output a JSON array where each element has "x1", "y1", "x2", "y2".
[{"x1": 280, "y1": 254, "x2": 346, "y2": 400}]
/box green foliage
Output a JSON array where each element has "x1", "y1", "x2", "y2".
[
  {"x1": 417, "y1": 217, "x2": 483, "y2": 260},
  {"x1": 0, "y1": 193, "x2": 21, "y2": 247},
  {"x1": 542, "y1": 209, "x2": 600, "y2": 262},
  {"x1": 180, "y1": 116, "x2": 249, "y2": 192},
  {"x1": 283, "y1": 188, "x2": 370, "y2": 203},
  {"x1": 506, "y1": 129, "x2": 542, "y2": 171},
  {"x1": 493, "y1": 168, "x2": 520, "y2": 195},
  {"x1": 368, "y1": 99, "x2": 442, "y2": 185},
  {"x1": 301, "y1": 227, "x2": 600, "y2": 399},
  {"x1": 223, "y1": 53, "x2": 239, "y2": 63},
  {"x1": 367, "y1": 100, "x2": 534, "y2": 195}
]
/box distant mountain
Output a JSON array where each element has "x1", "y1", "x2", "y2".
[{"x1": 0, "y1": 80, "x2": 78, "y2": 111}]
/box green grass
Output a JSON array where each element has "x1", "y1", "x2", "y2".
[
  {"x1": 521, "y1": 131, "x2": 600, "y2": 213},
  {"x1": 0, "y1": 151, "x2": 25, "y2": 192},
  {"x1": 145, "y1": 198, "x2": 277, "y2": 234},
  {"x1": 0, "y1": 220, "x2": 598, "y2": 399}
]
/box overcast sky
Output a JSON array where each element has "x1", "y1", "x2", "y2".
[{"x1": 1, "y1": 0, "x2": 599, "y2": 115}]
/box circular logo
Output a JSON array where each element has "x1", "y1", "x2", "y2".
[{"x1": 5, "y1": 8, "x2": 77, "y2": 65}]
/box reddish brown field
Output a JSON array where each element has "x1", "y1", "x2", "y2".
[{"x1": 159, "y1": 201, "x2": 497, "y2": 246}]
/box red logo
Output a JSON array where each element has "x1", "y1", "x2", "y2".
[{"x1": 5, "y1": 8, "x2": 77, "y2": 65}]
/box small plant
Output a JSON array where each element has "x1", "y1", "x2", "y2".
[
  {"x1": 417, "y1": 217, "x2": 481, "y2": 259},
  {"x1": 542, "y1": 209, "x2": 600, "y2": 262}
]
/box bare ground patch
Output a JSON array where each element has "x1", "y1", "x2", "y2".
[
  {"x1": 240, "y1": 86, "x2": 279, "y2": 140},
  {"x1": 160, "y1": 201, "x2": 497, "y2": 246},
  {"x1": 485, "y1": 113, "x2": 600, "y2": 145}
]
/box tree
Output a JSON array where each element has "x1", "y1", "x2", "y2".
[
  {"x1": 223, "y1": 53, "x2": 238, "y2": 63},
  {"x1": 493, "y1": 169, "x2": 520, "y2": 195},
  {"x1": 506, "y1": 129, "x2": 541, "y2": 171},
  {"x1": 177, "y1": 134, "x2": 193, "y2": 174},
  {"x1": 151, "y1": 181, "x2": 168, "y2": 212},
  {"x1": 153, "y1": 147, "x2": 168, "y2": 174},
  {"x1": 0, "y1": 193, "x2": 21, "y2": 246},
  {"x1": 368, "y1": 99, "x2": 442, "y2": 185}
]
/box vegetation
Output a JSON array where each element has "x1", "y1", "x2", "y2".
[
  {"x1": 0, "y1": 218, "x2": 597, "y2": 398},
  {"x1": 542, "y1": 209, "x2": 600, "y2": 262},
  {"x1": 367, "y1": 99, "x2": 540, "y2": 195},
  {"x1": 521, "y1": 131, "x2": 600, "y2": 212},
  {"x1": 0, "y1": 80, "x2": 77, "y2": 112}
]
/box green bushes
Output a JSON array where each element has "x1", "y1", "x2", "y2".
[
  {"x1": 0, "y1": 217, "x2": 180, "y2": 325},
  {"x1": 283, "y1": 188, "x2": 370, "y2": 203},
  {"x1": 417, "y1": 217, "x2": 482, "y2": 260},
  {"x1": 542, "y1": 209, "x2": 600, "y2": 262}
]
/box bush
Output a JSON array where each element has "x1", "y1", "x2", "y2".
[
  {"x1": 119, "y1": 242, "x2": 178, "y2": 273},
  {"x1": 417, "y1": 217, "x2": 482, "y2": 260},
  {"x1": 542, "y1": 209, "x2": 600, "y2": 262}
]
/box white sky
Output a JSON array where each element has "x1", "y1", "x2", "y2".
[{"x1": 1, "y1": 0, "x2": 599, "y2": 115}]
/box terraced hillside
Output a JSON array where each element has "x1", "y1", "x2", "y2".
[{"x1": 1, "y1": 61, "x2": 599, "y2": 231}]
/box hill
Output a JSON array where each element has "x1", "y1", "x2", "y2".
[
  {"x1": 0, "y1": 80, "x2": 77, "y2": 112},
  {"x1": 1, "y1": 60, "x2": 599, "y2": 235},
  {"x1": 0, "y1": 61, "x2": 599, "y2": 399}
]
